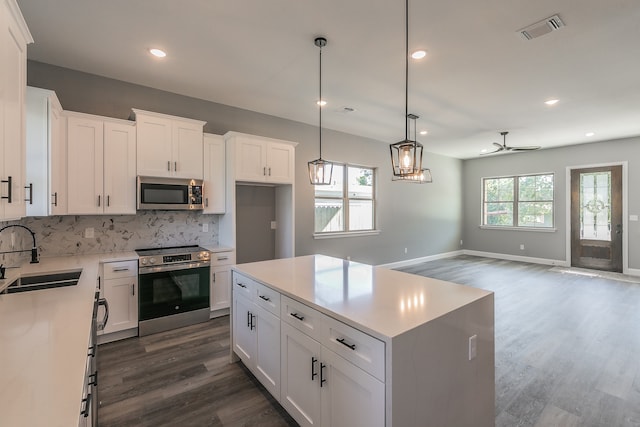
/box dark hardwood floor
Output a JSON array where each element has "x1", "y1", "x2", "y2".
[
  {"x1": 98, "y1": 255, "x2": 640, "y2": 426},
  {"x1": 97, "y1": 316, "x2": 298, "y2": 427}
]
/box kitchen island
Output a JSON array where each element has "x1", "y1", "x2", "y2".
[{"x1": 231, "y1": 255, "x2": 495, "y2": 427}]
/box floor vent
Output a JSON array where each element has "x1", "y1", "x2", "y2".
[{"x1": 518, "y1": 14, "x2": 565, "y2": 40}]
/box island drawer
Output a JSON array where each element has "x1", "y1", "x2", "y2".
[
  {"x1": 254, "y1": 282, "x2": 280, "y2": 316},
  {"x1": 102, "y1": 260, "x2": 137, "y2": 280},
  {"x1": 321, "y1": 315, "x2": 385, "y2": 381},
  {"x1": 232, "y1": 272, "x2": 256, "y2": 300},
  {"x1": 280, "y1": 295, "x2": 322, "y2": 342}
]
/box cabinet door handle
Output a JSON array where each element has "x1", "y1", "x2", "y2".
[
  {"x1": 97, "y1": 195, "x2": 101, "y2": 207},
  {"x1": 205, "y1": 198, "x2": 209, "y2": 207},
  {"x1": 107, "y1": 195, "x2": 110, "y2": 207},
  {"x1": 167, "y1": 161, "x2": 171, "y2": 171},
  {"x1": 250, "y1": 313, "x2": 256, "y2": 330},
  {"x1": 97, "y1": 276, "x2": 101, "y2": 290},
  {"x1": 98, "y1": 298, "x2": 109, "y2": 330},
  {"x1": 25, "y1": 183, "x2": 33, "y2": 204},
  {"x1": 320, "y1": 363, "x2": 327, "y2": 387},
  {"x1": 81, "y1": 393, "x2": 92, "y2": 418},
  {"x1": 212, "y1": 272, "x2": 216, "y2": 283},
  {"x1": 259, "y1": 295, "x2": 270, "y2": 302},
  {"x1": 88, "y1": 345, "x2": 96, "y2": 358},
  {"x1": 88, "y1": 371, "x2": 98, "y2": 387},
  {"x1": 174, "y1": 161, "x2": 177, "y2": 172},
  {"x1": 290, "y1": 312, "x2": 305, "y2": 321},
  {"x1": 268, "y1": 167, "x2": 271, "y2": 176},
  {"x1": 311, "y1": 357, "x2": 318, "y2": 380},
  {"x1": 336, "y1": 338, "x2": 356, "y2": 350},
  {"x1": 132, "y1": 284, "x2": 135, "y2": 296},
  {"x1": 1, "y1": 176, "x2": 12, "y2": 203},
  {"x1": 247, "y1": 311, "x2": 251, "y2": 328},
  {"x1": 263, "y1": 166, "x2": 266, "y2": 176},
  {"x1": 52, "y1": 192, "x2": 58, "y2": 207}
]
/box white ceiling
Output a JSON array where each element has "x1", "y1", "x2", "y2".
[{"x1": 16, "y1": 0, "x2": 640, "y2": 159}]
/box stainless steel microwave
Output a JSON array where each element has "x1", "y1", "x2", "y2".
[{"x1": 137, "y1": 176, "x2": 204, "y2": 210}]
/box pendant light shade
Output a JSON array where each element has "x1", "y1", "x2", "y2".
[
  {"x1": 308, "y1": 37, "x2": 333, "y2": 185},
  {"x1": 390, "y1": 0, "x2": 425, "y2": 178},
  {"x1": 391, "y1": 114, "x2": 432, "y2": 183}
]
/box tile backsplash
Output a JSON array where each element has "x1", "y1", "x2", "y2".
[{"x1": 0, "y1": 211, "x2": 219, "y2": 265}]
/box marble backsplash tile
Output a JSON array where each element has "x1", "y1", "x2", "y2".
[{"x1": 0, "y1": 211, "x2": 219, "y2": 266}]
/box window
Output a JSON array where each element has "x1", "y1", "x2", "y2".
[
  {"x1": 314, "y1": 164, "x2": 376, "y2": 234},
  {"x1": 482, "y1": 173, "x2": 554, "y2": 228}
]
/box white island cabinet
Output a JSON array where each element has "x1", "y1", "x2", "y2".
[{"x1": 231, "y1": 255, "x2": 495, "y2": 427}]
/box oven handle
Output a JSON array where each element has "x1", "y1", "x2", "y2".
[{"x1": 139, "y1": 261, "x2": 211, "y2": 275}]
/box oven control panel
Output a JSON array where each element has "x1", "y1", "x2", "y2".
[
  {"x1": 164, "y1": 254, "x2": 191, "y2": 263},
  {"x1": 138, "y1": 249, "x2": 210, "y2": 266}
]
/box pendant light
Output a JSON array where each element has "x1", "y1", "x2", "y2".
[
  {"x1": 390, "y1": 0, "x2": 424, "y2": 178},
  {"x1": 308, "y1": 37, "x2": 333, "y2": 185},
  {"x1": 391, "y1": 114, "x2": 432, "y2": 183}
]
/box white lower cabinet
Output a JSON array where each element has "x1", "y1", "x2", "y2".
[
  {"x1": 232, "y1": 272, "x2": 384, "y2": 426},
  {"x1": 232, "y1": 280, "x2": 281, "y2": 399},
  {"x1": 99, "y1": 260, "x2": 138, "y2": 336},
  {"x1": 210, "y1": 250, "x2": 235, "y2": 313},
  {"x1": 281, "y1": 322, "x2": 384, "y2": 427}
]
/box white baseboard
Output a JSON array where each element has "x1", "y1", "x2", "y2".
[
  {"x1": 462, "y1": 250, "x2": 569, "y2": 267},
  {"x1": 624, "y1": 267, "x2": 640, "y2": 277},
  {"x1": 97, "y1": 327, "x2": 138, "y2": 345},
  {"x1": 377, "y1": 250, "x2": 464, "y2": 269}
]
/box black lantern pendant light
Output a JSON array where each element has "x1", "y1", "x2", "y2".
[
  {"x1": 390, "y1": 0, "x2": 424, "y2": 178},
  {"x1": 308, "y1": 37, "x2": 333, "y2": 185},
  {"x1": 392, "y1": 114, "x2": 432, "y2": 183}
]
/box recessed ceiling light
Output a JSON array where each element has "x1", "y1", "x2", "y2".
[
  {"x1": 544, "y1": 99, "x2": 559, "y2": 105},
  {"x1": 480, "y1": 149, "x2": 488, "y2": 153},
  {"x1": 411, "y1": 50, "x2": 427, "y2": 59},
  {"x1": 149, "y1": 48, "x2": 166, "y2": 58},
  {"x1": 420, "y1": 130, "x2": 428, "y2": 135},
  {"x1": 317, "y1": 100, "x2": 327, "y2": 106},
  {"x1": 585, "y1": 132, "x2": 595, "y2": 137}
]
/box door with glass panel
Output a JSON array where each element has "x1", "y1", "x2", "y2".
[{"x1": 570, "y1": 165, "x2": 622, "y2": 272}]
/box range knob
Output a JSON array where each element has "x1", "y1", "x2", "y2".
[
  {"x1": 140, "y1": 259, "x2": 147, "y2": 265},
  {"x1": 149, "y1": 257, "x2": 157, "y2": 265}
]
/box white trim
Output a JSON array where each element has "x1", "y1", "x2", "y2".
[
  {"x1": 463, "y1": 250, "x2": 568, "y2": 267},
  {"x1": 479, "y1": 225, "x2": 557, "y2": 233},
  {"x1": 131, "y1": 108, "x2": 207, "y2": 127},
  {"x1": 565, "y1": 162, "x2": 628, "y2": 273},
  {"x1": 313, "y1": 230, "x2": 381, "y2": 239},
  {"x1": 625, "y1": 268, "x2": 640, "y2": 277},
  {"x1": 377, "y1": 250, "x2": 463, "y2": 269}
]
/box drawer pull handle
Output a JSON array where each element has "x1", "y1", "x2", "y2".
[
  {"x1": 112, "y1": 268, "x2": 129, "y2": 272},
  {"x1": 290, "y1": 312, "x2": 305, "y2": 321},
  {"x1": 217, "y1": 256, "x2": 229, "y2": 261},
  {"x1": 259, "y1": 295, "x2": 271, "y2": 302},
  {"x1": 237, "y1": 283, "x2": 247, "y2": 288},
  {"x1": 311, "y1": 357, "x2": 318, "y2": 380},
  {"x1": 337, "y1": 338, "x2": 356, "y2": 350},
  {"x1": 320, "y1": 363, "x2": 327, "y2": 387}
]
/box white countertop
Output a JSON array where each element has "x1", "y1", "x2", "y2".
[
  {"x1": 0, "y1": 251, "x2": 137, "y2": 427},
  {"x1": 232, "y1": 255, "x2": 493, "y2": 341}
]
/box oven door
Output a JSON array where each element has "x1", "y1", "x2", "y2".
[{"x1": 138, "y1": 262, "x2": 210, "y2": 321}]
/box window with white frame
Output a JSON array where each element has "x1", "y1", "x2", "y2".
[
  {"x1": 482, "y1": 173, "x2": 554, "y2": 228},
  {"x1": 314, "y1": 164, "x2": 376, "y2": 234}
]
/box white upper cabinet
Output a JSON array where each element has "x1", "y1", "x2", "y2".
[
  {"x1": 66, "y1": 112, "x2": 136, "y2": 215},
  {"x1": 0, "y1": 0, "x2": 32, "y2": 221},
  {"x1": 25, "y1": 86, "x2": 65, "y2": 216},
  {"x1": 133, "y1": 109, "x2": 205, "y2": 179},
  {"x1": 226, "y1": 132, "x2": 296, "y2": 184},
  {"x1": 203, "y1": 133, "x2": 225, "y2": 214}
]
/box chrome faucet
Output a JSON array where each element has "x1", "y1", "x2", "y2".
[{"x1": 0, "y1": 224, "x2": 39, "y2": 264}]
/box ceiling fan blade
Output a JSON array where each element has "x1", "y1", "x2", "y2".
[
  {"x1": 480, "y1": 147, "x2": 503, "y2": 155},
  {"x1": 510, "y1": 146, "x2": 541, "y2": 151},
  {"x1": 492, "y1": 142, "x2": 504, "y2": 149}
]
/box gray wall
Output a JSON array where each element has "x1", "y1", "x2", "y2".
[
  {"x1": 27, "y1": 60, "x2": 463, "y2": 265},
  {"x1": 235, "y1": 185, "x2": 276, "y2": 263},
  {"x1": 463, "y1": 136, "x2": 640, "y2": 269}
]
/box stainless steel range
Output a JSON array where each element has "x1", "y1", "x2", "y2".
[{"x1": 136, "y1": 245, "x2": 211, "y2": 336}]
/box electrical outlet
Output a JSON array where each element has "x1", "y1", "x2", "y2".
[
  {"x1": 270, "y1": 221, "x2": 277, "y2": 230},
  {"x1": 84, "y1": 228, "x2": 94, "y2": 238},
  {"x1": 520, "y1": 244, "x2": 525, "y2": 250},
  {"x1": 202, "y1": 223, "x2": 209, "y2": 232},
  {"x1": 404, "y1": 247, "x2": 408, "y2": 254},
  {"x1": 468, "y1": 335, "x2": 477, "y2": 360},
  {"x1": 460, "y1": 239, "x2": 463, "y2": 246},
  {"x1": 347, "y1": 256, "x2": 351, "y2": 261}
]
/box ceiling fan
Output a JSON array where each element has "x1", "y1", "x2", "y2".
[{"x1": 481, "y1": 131, "x2": 541, "y2": 155}]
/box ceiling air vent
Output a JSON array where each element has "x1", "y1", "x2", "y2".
[{"x1": 518, "y1": 14, "x2": 565, "y2": 40}]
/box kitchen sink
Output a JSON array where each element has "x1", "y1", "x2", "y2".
[{"x1": 6, "y1": 270, "x2": 82, "y2": 293}]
